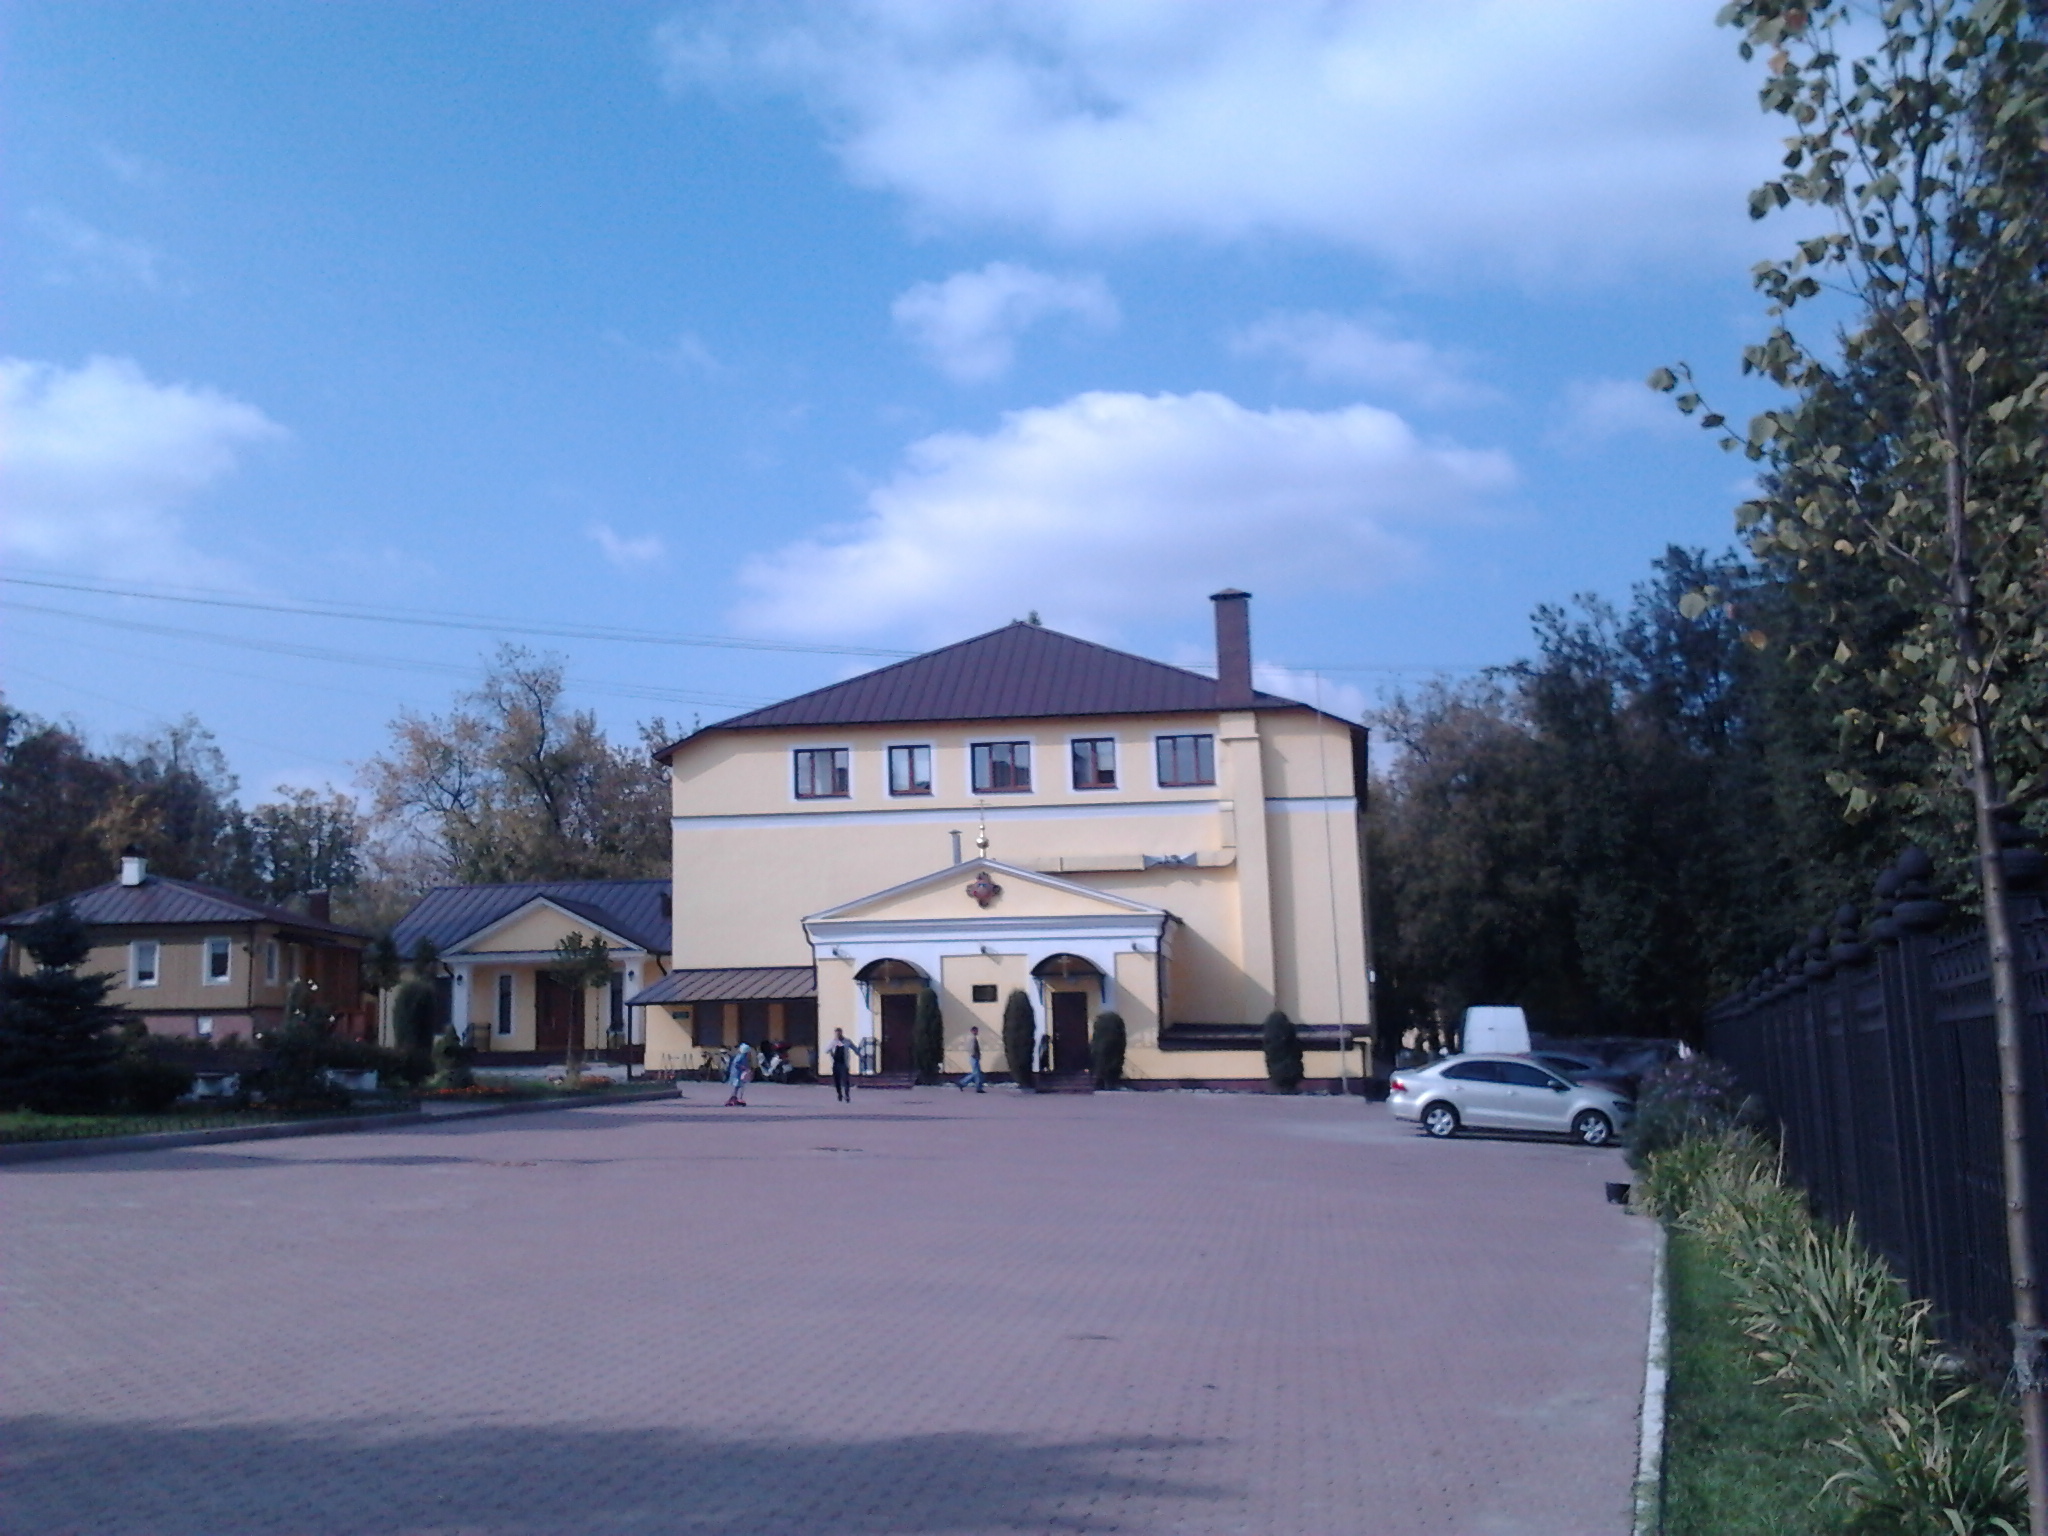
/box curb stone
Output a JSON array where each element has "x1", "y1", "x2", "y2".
[
  {"x1": 0, "y1": 1083, "x2": 680, "y2": 1165},
  {"x1": 1633, "y1": 1220, "x2": 1670, "y2": 1536}
]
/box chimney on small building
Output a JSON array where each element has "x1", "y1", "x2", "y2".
[
  {"x1": 1211, "y1": 589, "x2": 1254, "y2": 709},
  {"x1": 306, "y1": 891, "x2": 332, "y2": 924},
  {"x1": 119, "y1": 845, "x2": 148, "y2": 887}
]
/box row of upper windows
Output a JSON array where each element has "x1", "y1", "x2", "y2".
[
  {"x1": 127, "y1": 938, "x2": 293, "y2": 989},
  {"x1": 791, "y1": 733, "x2": 1217, "y2": 801}
]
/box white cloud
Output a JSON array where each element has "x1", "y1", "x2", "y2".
[
  {"x1": 656, "y1": 0, "x2": 1778, "y2": 280},
  {"x1": 588, "y1": 523, "x2": 668, "y2": 569},
  {"x1": 1253, "y1": 662, "x2": 1369, "y2": 723},
  {"x1": 736, "y1": 389, "x2": 1513, "y2": 642},
  {"x1": 0, "y1": 356, "x2": 285, "y2": 584},
  {"x1": 97, "y1": 145, "x2": 171, "y2": 192},
  {"x1": 892, "y1": 261, "x2": 1119, "y2": 382},
  {"x1": 1551, "y1": 376, "x2": 1691, "y2": 448},
  {"x1": 26, "y1": 207, "x2": 166, "y2": 292},
  {"x1": 1231, "y1": 311, "x2": 1493, "y2": 407}
]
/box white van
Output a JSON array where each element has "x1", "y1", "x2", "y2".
[{"x1": 1461, "y1": 1006, "x2": 1530, "y2": 1056}]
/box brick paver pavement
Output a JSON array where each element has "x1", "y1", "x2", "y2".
[{"x1": 1, "y1": 1083, "x2": 1654, "y2": 1535}]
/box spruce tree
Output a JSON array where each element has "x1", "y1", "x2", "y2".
[
  {"x1": 911, "y1": 986, "x2": 944, "y2": 1084},
  {"x1": 0, "y1": 902, "x2": 127, "y2": 1112},
  {"x1": 1001, "y1": 989, "x2": 1037, "y2": 1092},
  {"x1": 1089, "y1": 1010, "x2": 1126, "y2": 1090},
  {"x1": 1262, "y1": 1010, "x2": 1304, "y2": 1094}
]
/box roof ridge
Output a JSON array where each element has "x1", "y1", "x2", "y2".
[
  {"x1": 687, "y1": 621, "x2": 1033, "y2": 737},
  {"x1": 655, "y1": 619, "x2": 1313, "y2": 750}
]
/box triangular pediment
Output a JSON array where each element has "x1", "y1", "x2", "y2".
[
  {"x1": 446, "y1": 896, "x2": 643, "y2": 956},
  {"x1": 805, "y1": 859, "x2": 1164, "y2": 925}
]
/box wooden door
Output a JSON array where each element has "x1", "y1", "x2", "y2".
[
  {"x1": 1050, "y1": 990, "x2": 1091, "y2": 1076},
  {"x1": 878, "y1": 992, "x2": 917, "y2": 1073},
  {"x1": 535, "y1": 973, "x2": 584, "y2": 1053}
]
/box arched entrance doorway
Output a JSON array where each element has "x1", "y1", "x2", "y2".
[
  {"x1": 856, "y1": 958, "x2": 927, "y2": 1075},
  {"x1": 1032, "y1": 953, "x2": 1102, "y2": 1077}
]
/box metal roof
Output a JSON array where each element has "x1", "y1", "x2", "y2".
[
  {"x1": 656, "y1": 621, "x2": 1305, "y2": 756},
  {"x1": 0, "y1": 876, "x2": 368, "y2": 938},
  {"x1": 627, "y1": 966, "x2": 817, "y2": 1006},
  {"x1": 393, "y1": 879, "x2": 670, "y2": 956}
]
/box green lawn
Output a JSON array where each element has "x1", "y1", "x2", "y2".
[
  {"x1": 1662, "y1": 1230, "x2": 1846, "y2": 1536},
  {"x1": 0, "y1": 1105, "x2": 406, "y2": 1144}
]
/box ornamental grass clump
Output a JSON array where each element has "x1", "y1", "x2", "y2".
[{"x1": 1648, "y1": 1129, "x2": 2024, "y2": 1533}]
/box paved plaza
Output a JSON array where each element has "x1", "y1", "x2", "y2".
[{"x1": 2, "y1": 1084, "x2": 1655, "y2": 1535}]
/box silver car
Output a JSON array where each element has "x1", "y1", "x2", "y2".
[{"x1": 1388, "y1": 1054, "x2": 1634, "y2": 1146}]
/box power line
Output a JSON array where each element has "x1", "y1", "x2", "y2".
[
  {"x1": 6, "y1": 600, "x2": 769, "y2": 710},
  {"x1": 3, "y1": 663, "x2": 346, "y2": 771},
  {"x1": 0, "y1": 571, "x2": 918, "y2": 659}
]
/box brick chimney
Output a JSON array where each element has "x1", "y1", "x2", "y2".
[
  {"x1": 306, "y1": 891, "x2": 332, "y2": 924},
  {"x1": 1211, "y1": 589, "x2": 1254, "y2": 708}
]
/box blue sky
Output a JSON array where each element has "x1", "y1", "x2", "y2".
[{"x1": 1, "y1": 1, "x2": 1797, "y2": 802}]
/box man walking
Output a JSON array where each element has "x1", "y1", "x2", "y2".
[
  {"x1": 827, "y1": 1028, "x2": 857, "y2": 1103},
  {"x1": 956, "y1": 1023, "x2": 985, "y2": 1093}
]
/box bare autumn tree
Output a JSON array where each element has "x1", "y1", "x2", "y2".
[
  {"x1": 1660, "y1": 1, "x2": 2048, "y2": 1521},
  {"x1": 362, "y1": 647, "x2": 669, "y2": 890}
]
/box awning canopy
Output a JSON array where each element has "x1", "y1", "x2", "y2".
[{"x1": 626, "y1": 966, "x2": 817, "y2": 1007}]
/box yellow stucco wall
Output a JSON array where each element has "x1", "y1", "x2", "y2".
[{"x1": 665, "y1": 704, "x2": 1372, "y2": 1076}]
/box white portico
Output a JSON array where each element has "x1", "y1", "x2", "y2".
[{"x1": 802, "y1": 858, "x2": 1172, "y2": 1076}]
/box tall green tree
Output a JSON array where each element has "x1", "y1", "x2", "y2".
[
  {"x1": 0, "y1": 902, "x2": 127, "y2": 1112},
  {"x1": 0, "y1": 701, "x2": 124, "y2": 914},
  {"x1": 1661, "y1": 1, "x2": 2048, "y2": 1515}
]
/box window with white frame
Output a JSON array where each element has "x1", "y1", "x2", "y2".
[
  {"x1": 971, "y1": 740, "x2": 1032, "y2": 793},
  {"x1": 496, "y1": 973, "x2": 514, "y2": 1035},
  {"x1": 1156, "y1": 733, "x2": 1216, "y2": 787},
  {"x1": 887, "y1": 744, "x2": 932, "y2": 796},
  {"x1": 793, "y1": 747, "x2": 850, "y2": 799},
  {"x1": 195, "y1": 1016, "x2": 215, "y2": 1038},
  {"x1": 203, "y1": 936, "x2": 232, "y2": 985},
  {"x1": 130, "y1": 940, "x2": 160, "y2": 988},
  {"x1": 1071, "y1": 737, "x2": 1117, "y2": 790},
  {"x1": 264, "y1": 940, "x2": 279, "y2": 985}
]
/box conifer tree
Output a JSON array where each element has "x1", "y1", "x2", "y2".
[
  {"x1": 0, "y1": 901, "x2": 126, "y2": 1112},
  {"x1": 1090, "y1": 1010, "x2": 1126, "y2": 1090},
  {"x1": 1262, "y1": 1010, "x2": 1304, "y2": 1094},
  {"x1": 1001, "y1": 989, "x2": 1037, "y2": 1092},
  {"x1": 911, "y1": 986, "x2": 944, "y2": 1084}
]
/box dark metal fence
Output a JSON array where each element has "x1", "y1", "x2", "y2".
[{"x1": 1705, "y1": 843, "x2": 2048, "y2": 1342}]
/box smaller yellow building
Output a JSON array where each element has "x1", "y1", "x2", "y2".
[
  {"x1": 635, "y1": 591, "x2": 1373, "y2": 1086},
  {"x1": 387, "y1": 879, "x2": 669, "y2": 1059},
  {"x1": 0, "y1": 852, "x2": 371, "y2": 1040}
]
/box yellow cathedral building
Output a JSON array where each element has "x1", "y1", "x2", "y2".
[{"x1": 630, "y1": 591, "x2": 1374, "y2": 1087}]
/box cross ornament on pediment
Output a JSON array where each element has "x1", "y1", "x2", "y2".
[{"x1": 965, "y1": 873, "x2": 1002, "y2": 908}]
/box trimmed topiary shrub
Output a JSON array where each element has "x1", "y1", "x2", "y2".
[
  {"x1": 1001, "y1": 988, "x2": 1037, "y2": 1092},
  {"x1": 430, "y1": 1026, "x2": 475, "y2": 1089},
  {"x1": 911, "y1": 987, "x2": 944, "y2": 1084},
  {"x1": 1262, "y1": 1010, "x2": 1304, "y2": 1093},
  {"x1": 1090, "y1": 1010, "x2": 1126, "y2": 1089}
]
